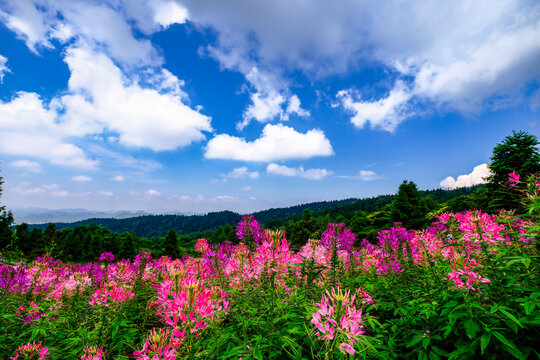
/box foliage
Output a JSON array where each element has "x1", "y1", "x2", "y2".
[
  {"x1": 487, "y1": 130, "x2": 540, "y2": 212},
  {"x1": 0, "y1": 177, "x2": 538, "y2": 359}
]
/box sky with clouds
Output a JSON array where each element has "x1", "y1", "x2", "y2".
[{"x1": 0, "y1": 0, "x2": 539, "y2": 215}]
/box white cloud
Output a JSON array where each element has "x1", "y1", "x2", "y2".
[
  {"x1": 440, "y1": 163, "x2": 491, "y2": 189},
  {"x1": 112, "y1": 175, "x2": 125, "y2": 182},
  {"x1": 220, "y1": 167, "x2": 259, "y2": 181},
  {"x1": 205, "y1": 123, "x2": 333, "y2": 162},
  {"x1": 60, "y1": 46, "x2": 212, "y2": 151},
  {"x1": 0, "y1": 54, "x2": 10, "y2": 82},
  {"x1": 266, "y1": 163, "x2": 332, "y2": 180},
  {"x1": 181, "y1": 0, "x2": 540, "y2": 129},
  {"x1": 153, "y1": 1, "x2": 189, "y2": 28},
  {"x1": 72, "y1": 175, "x2": 92, "y2": 182},
  {"x1": 241, "y1": 186, "x2": 252, "y2": 191},
  {"x1": 145, "y1": 189, "x2": 161, "y2": 196},
  {"x1": 0, "y1": 0, "x2": 162, "y2": 65},
  {"x1": 51, "y1": 190, "x2": 68, "y2": 197},
  {"x1": 10, "y1": 160, "x2": 41, "y2": 173},
  {"x1": 12, "y1": 182, "x2": 66, "y2": 196},
  {"x1": 213, "y1": 195, "x2": 237, "y2": 201},
  {"x1": 285, "y1": 95, "x2": 310, "y2": 119},
  {"x1": 337, "y1": 81, "x2": 413, "y2": 132},
  {"x1": 240, "y1": 90, "x2": 284, "y2": 129},
  {"x1": 99, "y1": 191, "x2": 114, "y2": 197},
  {"x1": 0, "y1": 92, "x2": 98, "y2": 169},
  {"x1": 174, "y1": 194, "x2": 206, "y2": 202},
  {"x1": 357, "y1": 170, "x2": 380, "y2": 181}
]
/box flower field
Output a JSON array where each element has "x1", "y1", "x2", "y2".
[{"x1": 1, "y1": 178, "x2": 539, "y2": 359}]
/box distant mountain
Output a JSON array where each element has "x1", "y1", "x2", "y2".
[
  {"x1": 26, "y1": 187, "x2": 479, "y2": 238},
  {"x1": 12, "y1": 207, "x2": 150, "y2": 224},
  {"x1": 27, "y1": 198, "x2": 360, "y2": 238}
]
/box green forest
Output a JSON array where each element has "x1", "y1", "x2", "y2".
[{"x1": 1, "y1": 131, "x2": 539, "y2": 263}]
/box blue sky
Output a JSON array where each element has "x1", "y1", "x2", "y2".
[{"x1": 0, "y1": 0, "x2": 539, "y2": 215}]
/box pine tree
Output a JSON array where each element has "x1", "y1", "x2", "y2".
[
  {"x1": 0, "y1": 171, "x2": 14, "y2": 249},
  {"x1": 15, "y1": 223, "x2": 31, "y2": 255},
  {"x1": 390, "y1": 180, "x2": 429, "y2": 230},
  {"x1": 163, "y1": 229, "x2": 180, "y2": 259},
  {"x1": 487, "y1": 130, "x2": 540, "y2": 212}
]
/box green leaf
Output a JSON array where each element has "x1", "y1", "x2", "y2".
[
  {"x1": 499, "y1": 309, "x2": 523, "y2": 328},
  {"x1": 428, "y1": 351, "x2": 442, "y2": 360},
  {"x1": 431, "y1": 346, "x2": 449, "y2": 356},
  {"x1": 491, "y1": 331, "x2": 517, "y2": 351},
  {"x1": 407, "y1": 336, "x2": 424, "y2": 348},
  {"x1": 523, "y1": 301, "x2": 535, "y2": 315},
  {"x1": 422, "y1": 336, "x2": 431, "y2": 350},
  {"x1": 481, "y1": 332, "x2": 491, "y2": 354},
  {"x1": 464, "y1": 319, "x2": 479, "y2": 339}
]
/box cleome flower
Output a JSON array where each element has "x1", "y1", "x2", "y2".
[{"x1": 311, "y1": 287, "x2": 365, "y2": 355}]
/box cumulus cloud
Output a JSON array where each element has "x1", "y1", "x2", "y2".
[
  {"x1": 213, "y1": 195, "x2": 237, "y2": 201},
  {"x1": 112, "y1": 175, "x2": 125, "y2": 182},
  {"x1": 72, "y1": 175, "x2": 92, "y2": 182},
  {"x1": 153, "y1": 1, "x2": 189, "y2": 29},
  {"x1": 10, "y1": 160, "x2": 41, "y2": 173},
  {"x1": 0, "y1": 54, "x2": 10, "y2": 82},
  {"x1": 0, "y1": 0, "x2": 165, "y2": 65},
  {"x1": 145, "y1": 189, "x2": 161, "y2": 196},
  {"x1": 99, "y1": 191, "x2": 113, "y2": 197},
  {"x1": 440, "y1": 163, "x2": 491, "y2": 189},
  {"x1": 236, "y1": 68, "x2": 310, "y2": 129},
  {"x1": 205, "y1": 123, "x2": 333, "y2": 162},
  {"x1": 60, "y1": 46, "x2": 212, "y2": 151},
  {"x1": 12, "y1": 182, "x2": 67, "y2": 196},
  {"x1": 220, "y1": 167, "x2": 259, "y2": 181},
  {"x1": 266, "y1": 163, "x2": 332, "y2": 180},
  {"x1": 337, "y1": 81, "x2": 413, "y2": 132},
  {"x1": 181, "y1": 0, "x2": 540, "y2": 130},
  {"x1": 0, "y1": 92, "x2": 98, "y2": 169},
  {"x1": 357, "y1": 170, "x2": 380, "y2": 181}
]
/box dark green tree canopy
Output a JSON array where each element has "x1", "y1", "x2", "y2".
[
  {"x1": 487, "y1": 130, "x2": 540, "y2": 187},
  {"x1": 0, "y1": 171, "x2": 15, "y2": 249},
  {"x1": 391, "y1": 180, "x2": 429, "y2": 229},
  {"x1": 163, "y1": 228, "x2": 180, "y2": 259}
]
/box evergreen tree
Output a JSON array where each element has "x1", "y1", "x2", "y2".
[
  {"x1": 15, "y1": 223, "x2": 31, "y2": 255},
  {"x1": 289, "y1": 209, "x2": 315, "y2": 246},
  {"x1": 163, "y1": 229, "x2": 180, "y2": 258},
  {"x1": 487, "y1": 130, "x2": 540, "y2": 211},
  {"x1": 390, "y1": 180, "x2": 429, "y2": 230},
  {"x1": 0, "y1": 171, "x2": 14, "y2": 249},
  {"x1": 44, "y1": 223, "x2": 61, "y2": 257},
  {"x1": 119, "y1": 232, "x2": 136, "y2": 260},
  {"x1": 29, "y1": 227, "x2": 44, "y2": 258}
]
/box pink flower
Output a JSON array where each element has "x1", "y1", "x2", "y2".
[
  {"x1": 81, "y1": 346, "x2": 105, "y2": 360},
  {"x1": 508, "y1": 171, "x2": 520, "y2": 186},
  {"x1": 11, "y1": 341, "x2": 49, "y2": 360},
  {"x1": 99, "y1": 252, "x2": 115, "y2": 262}
]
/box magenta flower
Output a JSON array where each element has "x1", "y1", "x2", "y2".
[
  {"x1": 81, "y1": 346, "x2": 105, "y2": 360},
  {"x1": 236, "y1": 215, "x2": 264, "y2": 247},
  {"x1": 311, "y1": 288, "x2": 365, "y2": 355},
  {"x1": 11, "y1": 341, "x2": 49, "y2": 360},
  {"x1": 99, "y1": 252, "x2": 115, "y2": 262},
  {"x1": 320, "y1": 223, "x2": 355, "y2": 251},
  {"x1": 508, "y1": 171, "x2": 520, "y2": 186}
]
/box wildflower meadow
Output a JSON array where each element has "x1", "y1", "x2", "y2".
[{"x1": 0, "y1": 173, "x2": 539, "y2": 360}]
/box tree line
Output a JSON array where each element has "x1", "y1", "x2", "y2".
[{"x1": 1, "y1": 130, "x2": 539, "y2": 261}]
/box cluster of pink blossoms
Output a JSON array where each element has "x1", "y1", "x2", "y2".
[
  {"x1": 80, "y1": 346, "x2": 105, "y2": 360},
  {"x1": 88, "y1": 280, "x2": 135, "y2": 307},
  {"x1": 447, "y1": 258, "x2": 491, "y2": 293},
  {"x1": 311, "y1": 287, "x2": 367, "y2": 355},
  {"x1": 11, "y1": 341, "x2": 49, "y2": 360}
]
